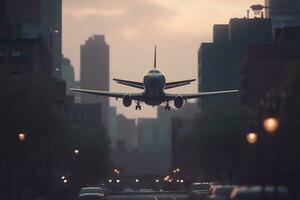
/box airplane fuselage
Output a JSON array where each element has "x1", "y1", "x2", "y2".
[{"x1": 143, "y1": 69, "x2": 166, "y2": 106}]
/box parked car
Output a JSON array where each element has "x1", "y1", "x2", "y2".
[
  {"x1": 188, "y1": 182, "x2": 210, "y2": 200},
  {"x1": 207, "y1": 185, "x2": 236, "y2": 200},
  {"x1": 230, "y1": 186, "x2": 289, "y2": 200},
  {"x1": 78, "y1": 186, "x2": 106, "y2": 200}
]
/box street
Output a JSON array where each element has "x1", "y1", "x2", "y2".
[{"x1": 107, "y1": 193, "x2": 188, "y2": 200}]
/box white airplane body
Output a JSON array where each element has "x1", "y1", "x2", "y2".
[{"x1": 71, "y1": 47, "x2": 238, "y2": 110}]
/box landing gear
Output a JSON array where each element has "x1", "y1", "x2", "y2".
[
  {"x1": 165, "y1": 101, "x2": 171, "y2": 111},
  {"x1": 135, "y1": 101, "x2": 141, "y2": 110}
]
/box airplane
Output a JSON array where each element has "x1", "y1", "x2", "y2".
[{"x1": 71, "y1": 46, "x2": 238, "y2": 111}]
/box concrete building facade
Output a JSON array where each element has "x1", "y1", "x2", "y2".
[
  {"x1": 265, "y1": 0, "x2": 300, "y2": 31},
  {"x1": 1, "y1": 0, "x2": 62, "y2": 78},
  {"x1": 198, "y1": 18, "x2": 272, "y2": 113}
]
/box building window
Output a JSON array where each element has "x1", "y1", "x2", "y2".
[{"x1": 10, "y1": 49, "x2": 29, "y2": 63}]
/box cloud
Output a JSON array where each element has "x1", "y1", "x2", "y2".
[
  {"x1": 63, "y1": 7, "x2": 127, "y2": 19},
  {"x1": 122, "y1": 28, "x2": 140, "y2": 39}
]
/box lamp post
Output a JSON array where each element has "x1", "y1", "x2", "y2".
[
  {"x1": 246, "y1": 132, "x2": 258, "y2": 144},
  {"x1": 263, "y1": 117, "x2": 279, "y2": 134}
]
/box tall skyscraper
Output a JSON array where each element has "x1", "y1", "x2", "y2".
[
  {"x1": 265, "y1": 0, "x2": 300, "y2": 30},
  {"x1": 80, "y1": 35, "x2": 109, "y2": 128}
]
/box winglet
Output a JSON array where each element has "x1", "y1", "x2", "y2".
[{"x1": 154, "y1": 45, "x2": 157, "y2": 68}]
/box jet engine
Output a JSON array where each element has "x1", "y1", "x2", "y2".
[
  {"x1": 174, "y1": 96, "x2": 184, "y2": 108},
  {"x1": 123, "y1": 95, "x2": 132, "y2": 107}
]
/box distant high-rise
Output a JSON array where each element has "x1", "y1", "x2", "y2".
[
  {"x1": 61, "y1": 56, "x2": 75, "y2": 95},
  {"x1": 80, "y1": 35, "x2": 109, "y2": 128},
  {"x1": 265, "y1": 0, "x2": 300, "y2": 30}
]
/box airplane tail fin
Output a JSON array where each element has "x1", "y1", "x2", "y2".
[{"x1": 154, "y1": 45, "x2": 157, "y2": 68}]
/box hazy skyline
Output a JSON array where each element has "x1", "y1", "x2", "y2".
[{"x1": 62, "y1": 0, "x2": 263, "y2": 118}]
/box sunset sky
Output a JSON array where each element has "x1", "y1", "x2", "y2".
[{"x1": 62, "y1": 0, "x2": 264, "y2": 118}]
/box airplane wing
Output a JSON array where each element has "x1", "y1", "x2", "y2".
[
  {"x1": 165, "y1": 79, "x2": 196, "y2": 89},
  {"x1": 165, "y1": 90, "x2": 239, "y2": 100},
  {"x1": 113, "y1": 78, "x2": 144, "y2": 89},
  {"x1": 70, "y1": 88, "x2": 143, "y2": 100}
]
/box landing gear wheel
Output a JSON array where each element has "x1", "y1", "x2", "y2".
[
  {"x1": 165, "y1": 101, "x2": 171, "y2": 111},
  {"x1": 135, "y1": 101, "x2": 141, "y2": 110}
]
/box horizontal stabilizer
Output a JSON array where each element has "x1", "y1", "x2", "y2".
[
  {"x1": 113, "y1": 78, "x2": 144, "y2": 89},
  {"x1": 165, "y1": 79, "x2": 196, "y2": 89}
]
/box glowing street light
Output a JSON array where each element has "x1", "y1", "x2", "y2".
[
  {"x1": 176, "y1": 168, "x2": 180, "y2": 172},
  {"x1": 116, "y1": 179, "x2": 120, "y2": 183},
  {"x1": 263, "y1": 117, "x2": 279, "y2": 134},
  {"x1": 155, "y1": 179, "x2": 159, "y2": 183},
  {"x1": 180, "y1": 179, "x2": 184, "y2": 183},
  {"x1": 18, "y1": 132, "x2": 26, "y2": 142},
  {"x1": 63, "y1": 179, "x2": 68, "y2": 183},
  {"x1": 135, "y1": 179, "x2": 139, "y2": 183},
  {"x1": 164, "y1": 176, "x2": 170, "y2": 181},
  {"x1": 74, "y1": 149, "x2": 79, "y2": 155},
  {"x1": 108, "y1": 179, "x2": 112, "y2": 183},
  {"x1": 246, "y1": 132, "x2": 258, "y2": 144},
  {"x1": 61, "y1": 176, "x2": 65, "y2": 180}
]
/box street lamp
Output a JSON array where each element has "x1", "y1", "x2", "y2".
[
  {"x1": 116, "y1": 179, "x2": 120, "y2": 183},
  {"x1": 176, "y1": 168, "x2": 180, "y2": 172},
  {"x1": 108, "y1": 179, "x2": 112, "y2": 183},
  {"x1": 263, "y1": 117, "x2": 279, "y2": 134},
  {"x1": 135, "y1": 179, "x2": 139, "y2": 183},
  {"x1": 18, "y1": 132, "x2": 26, "y2": 142},
  {"x1": 74, "y1": 149, "x2": 79, "y2": 155},
  {"x1": 155, "y1": 179, "x2": 159, "y2": 183},
  {"x1": 246, "y1": 132, "x2": 258, "y2": 144}
]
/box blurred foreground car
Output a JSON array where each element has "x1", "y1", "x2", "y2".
[
  {"x1": 188, "y1": 182, "x2": 210, "y2": 200},
  {"x1": 78, "y1": 186, "x2": 105, "y2": 200},
  {"x1": 207, "y1": 185, "x2": 236, "y2": 200},
  {"x1": 123, "y1": 188, "x2": 135, "y2": 193},
  {"x1": 139, "y1": 188, "x2": 154, "y2": 193},
  {"x1": 230, "y1": 186, "x2": 289, "y2": 200}
]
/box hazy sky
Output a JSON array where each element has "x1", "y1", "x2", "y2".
[{"x1": 62, "y1": 0, "x2": 263, "y2": 118}]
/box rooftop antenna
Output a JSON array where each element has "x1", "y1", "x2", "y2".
[{"x1": 154, "y1": 45, "x2": 157, "y2": 68}]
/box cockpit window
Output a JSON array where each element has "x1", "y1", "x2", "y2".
[{"x1": 149, "y1": 69, "x2": 160, "y2": 73}]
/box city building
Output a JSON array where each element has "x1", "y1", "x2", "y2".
[
  {"x1": 198, "y1": 18, "x2": 272, "y2": 113},
  {"x1": 265, "y1": 0, "x2": 300, "y2": 30},
  {"x1": 0, "y1": 37, "x2": 51, "y2": 75},
  {"x1": 137, "y1": 118, "x2": 160, "y2": 150},
  {"x1": 171, "y1": 117, "x2": 196, "y2": 177},
  {"x1": 80, "y1": 35, "x2": 109, "y2": 128},
  {"x1": 116, "y1": 114, "x2": 137, "y2": 151},
  {"x1": 61, "y1": 56, "x2": 75, "y2": 95},
  {"x1": 241, "y1": 26, "x2": 300, "y2": 109},
  {"x1": 66, "y1": 96, "x2": 102, "y2": 130},
  {"x1": 156, "y1": 102, "x2": 200, "y2": 147},
  {"x1": 108, "y1": 106, "x2": 118, "y2": 139},
  {"x1": 1, "y1": 0, "x2": 62, "y2": 78}
]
